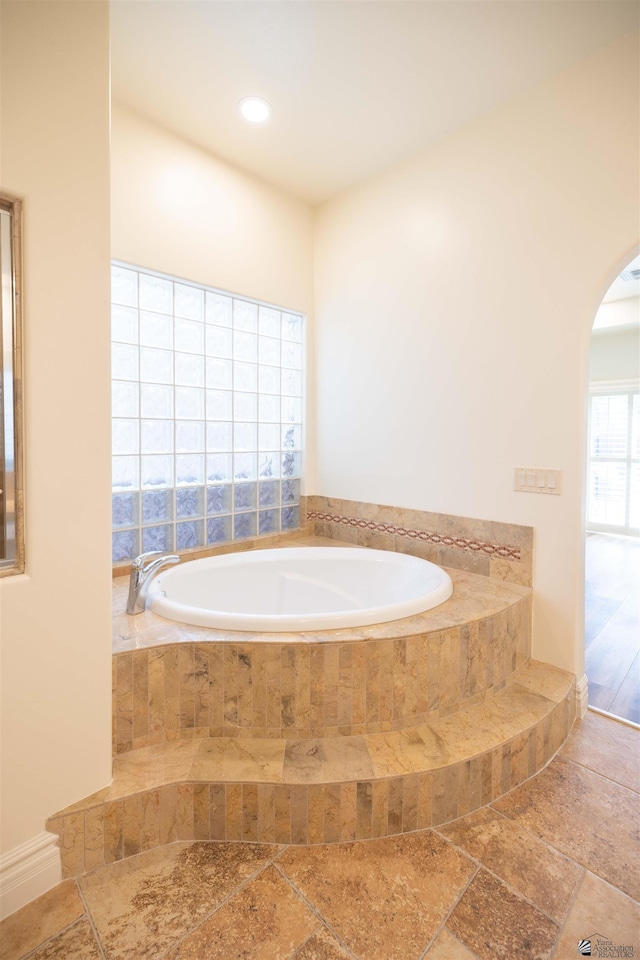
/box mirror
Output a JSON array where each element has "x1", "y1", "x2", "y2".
[{"x1": 0, "y1": 193, "x2": 24, "y2": 576}]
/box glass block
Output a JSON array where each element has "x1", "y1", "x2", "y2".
[
  {"x1": 175, "y1": 352, "x2": 204, "y2": 387},
  {"x1": 234, "y1": 512, "x2": 257, "y2": 540},
  {"x1": 141, "y1": 454, "x2": 174, "y2": 488},
  {"x1": 176, "y1": 519, "x2": 204, "y2": 550},
  {"x1": 175, "y1": 317, "x2": 205, "y2": 355},
  {"x1": 282, "y1": 341, "x2": 302, "y2": 370},
  {"x1": 174, "y1": 282, "x2": 204, "y2": 321},
  {"x1": 234, "y1": 481, "x2": 256, "y2": 512},
  {"x1": 140, "y1": 383, "x2": 173, "y2": 419},
  {"x1": 206, "y1": 357, "x2": 232, "y2": 390},
  {"x1": 206, "y1": 484, "x2": 232, "y2": 515},
  {"x1": 233, "y1": 299, "x2": 258, "y2": 332},
  {"x1": 234, "y1": 452, "x2": 257, "y2": 481},
  {"x1": 282, "y1": 424, "x2": 302, "y2": 450},
  {"x1": 206, "y1": 421, "x2": 232, "y2": 452},
  {"x1": 205, "y1": 292, "x2": 232, "y2": 326},
  {"x1": 258, "y1": 337, "x2": 280, "y2": 366},
  {"x1": 281, "y1": 397, "x2": 302, "y2": 423},
  {"x1": 112, "y1": 305, "x2": 138, "y2": 344},
  {"x1": 206, "y1": 325, "x2": 232, "y2": 358},
  {"x1": 259, "y1": 480, "x2": 280, "y2": 507},
  {"x1": 112, "y1": 265, "x2": 138, "y2": 307},
  {"x1": 140, "y1": 346, "x2": 173, "y2": 384},
  {"x1": 234, "y1": 392, "x2": 257, "y2": 422},
  {"x1": 112, "y1": 380, "x2": 139, "y2": 418},
  {"x1": 113, "y1": 528, "x2": 139, "y2": 563},
  {"x1": 282, "y1": 451, "x2": 301, "y2": 478},
  {"x1": 282, "y1": 313, "x2": 302, "y2": 342},
  {"x1": 176, "y1": 454, "x2": 204, "y2": 485},
  {"x1": 139, "y1": 273, "x2": 173, "y2": 314},
  {"x1": 234, "y1": 422, "x2": 257, "y2": 451},
  {"x1": 141, "y1": 419, "x2": 174, "y2": 454},
  {"x1": 175, "y1": 387, "x2": 205, "y2": 419},
  {"x1": 281, "y1": 369, "x2": 302, "y2": 397},
  {"x1": 258, "y1": 452, "x2": 280, "y2": 479},
  {"x1": 259, "y1": 509, "x2": 280, "y2": 536},
  {"x1": 259, "y1": 364, "x2": 280, "y2": 394},
  {"x1": 233, "y1": 330, "x2": 258, "y2": 363},
  {"x1": 140, "y1": 311, "x2": 173, "y2": 349},
  {"x1": 234, "y1": 361, "x2": 257, "y2": 393},
  {"x1": 112, "y1": 418, "x2": 139, "y2": 456},
  {"x1": 112, "y1": 492, "x2": 139, "y2": 528},
  {"x1": 206, "y1": 389, "x2": 232, "y2": 420},
  {"x1": 281, "y1": 478, "x2": 301, "y2": 504},
  {"x1": 176, "y1": 421, "x2": 205, "y2": 453},
  {"x1": 258, "y1": 306, "x2": 281, "y2": 338},
  {"x1": 282, "y1": 505, "x2": 300, "y2": 530},
  {"x1": 258, "y1": 423, "x2": 279, "y2": 451},
  {"x1": 112, "y1": 455, "x2": 139, "y2": 490},
  {"x1": 176, "y1": 486, "x2": 204, "y2": 519},
  {"x1": 142, "y1": 523, "x2": 174, "y2": 553},
  {"x1": 207, "y1": 515, "x2": 232, "y2": 545},
  {"x1": 207, "y1": 453, "x2": 233, "y2": 483},
  {"x1": 112, "y1": 342, "x2": 138, "y2": 381},
  {"x1": 142, "y1": 489, "x2": 173, "y2": 524},
  {"x1": 259, "y1": 395, "x2": 279, "y2": 423}
]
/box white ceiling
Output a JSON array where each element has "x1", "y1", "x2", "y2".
[{"x1": 111, "y1": 1, "x2": 639, "y2": 204}]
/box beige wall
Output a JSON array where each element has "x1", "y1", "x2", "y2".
[
  {"x1": 0, "y1": 0, "x2": 112, "y2": 876},
  {"x1": 314, "y1": 33, "x2": 640, "y2": 675},
  {"x1": 590, "y1": 318, "x2": 640, "y2": 383},
  {"x1": 110, "y1": 103, "x2": 316, "y2": 487}
]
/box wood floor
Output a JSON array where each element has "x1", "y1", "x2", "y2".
[{"x1": 585, "y1": 532, "x2": 640, "y2": 725}]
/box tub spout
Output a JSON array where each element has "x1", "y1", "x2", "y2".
[{"x1": 126, "y1": 551, "x2": 180, "y2": 615}]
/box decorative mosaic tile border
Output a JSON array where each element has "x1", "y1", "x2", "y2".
[{"x1": 307, "y1": 511, "x2": 522, "y2": 561}]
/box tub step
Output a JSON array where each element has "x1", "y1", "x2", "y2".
[{"x1": 47, "y1": 660, "x2": 574, "y2": 876}]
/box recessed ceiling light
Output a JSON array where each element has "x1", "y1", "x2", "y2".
[{"x1": 238, "y1": 97, "x2": 272, "y2": 123}]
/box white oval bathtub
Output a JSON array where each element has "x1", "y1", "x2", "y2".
[{"x1": 146, "y1": 547, "x2": 453, "y2": 632}]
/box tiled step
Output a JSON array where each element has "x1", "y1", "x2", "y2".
[{"x1": 47, "y1": 660, "x2": 575, "y2": 876}]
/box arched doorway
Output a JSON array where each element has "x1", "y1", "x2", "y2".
[{"x1": 584, "y1": 254, "x2": 640, "y2": 725}]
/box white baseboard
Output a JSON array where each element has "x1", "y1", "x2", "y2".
[
  {"x1": 0, "y1": 832, "x2": 62, "y2": 920},
  {"x1": 575, "y1": 674, "x2": 589, "y2": 719}
]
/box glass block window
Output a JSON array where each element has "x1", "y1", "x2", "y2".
[
  {"x1": 111, "y1": 263, "x2": 304, "y2": 563},
  {"x1": 587, "y1": 387, "x2": 639, "y2": 535}
]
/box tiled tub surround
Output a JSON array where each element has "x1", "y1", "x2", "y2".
[
  {"x1": 110, "y1": 566, "x2": 532, "y2": 751},
  {"x1": 47, "y1": 660, "x2": 574, "y2": 877},
  {"x1": 306, "y1": 496, "x2": 534, "y2": 587}
]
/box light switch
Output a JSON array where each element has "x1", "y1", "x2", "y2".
[{"x1": 514, "y1": 467, "x2": 562, "y2": 495}]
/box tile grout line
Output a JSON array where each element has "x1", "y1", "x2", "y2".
[
  {"x1": 17, "y1": 905, "x2": 99, "y2": 960},
  {"x1": 271, "y1": 860, "x2": 362, "y2": 960},
  {"x1": 153, "y1": 845, "x2": 285, "y2": 960},
  {"x1": 74, "y1": 880, "x2": 109, "y2": 960},
  {"x1": 545, "y1": 868, "x2": 588, "y2": 960},
  {"x1": 416, "y1": 861, "x2": 480, "y2": 960},
  {"x1": 558, "y1": 752, "x2": 640, "y2": 794}
]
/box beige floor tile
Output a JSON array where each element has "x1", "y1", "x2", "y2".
[
  {"x1": 79, "y1": 840, "x2": 278, "y2": 960},
  {"x1": 165, "y1": 866, "x2": 316, "y2": 959},
  {"x1": 0, "y1": 879, "x2": 84, "y2": 960},
  {"x1": 493, "y1": 757, "x2": 640, "y2": 900},
  {"x1": 439, "y1": 807, "x2": 583, "y2": 922},
  {"x1": 278, "y1": 831, "x2": 475, "y2": 960},
  {"x1": 559, "y1": 712, "x2": 640, "y2": 793},
  {"x1": 26, "y1": 918, "x2": 102, "y2": 960},
  {"x1": 447, "y1": 869, "x2": 558, "y2": 960},
  {"x1": 283, "y1": 736, "x2": 374, "y2": 783},
  {"x1": 424, "y1": 929, "x2": 479, "y2": 959},
  {"x1": 292, "y1": 926, "x2": 354, "y2": 959},
  {"x1": 552, "y1": 871, "x2": 640, "y2": 960},
  {"x1": 190, "y1": 737, "x2": 285, "y2": 782}
]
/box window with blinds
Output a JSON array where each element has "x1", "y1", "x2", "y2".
[{"x1": 587, "y1": 387, "x2": 640, "y2": 534}]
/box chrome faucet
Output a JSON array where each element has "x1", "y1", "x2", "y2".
[{"x1": 126, "y1": 551, "x2": 180, "y2": 615}]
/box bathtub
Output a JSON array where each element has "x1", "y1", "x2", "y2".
[{"x1": 146, "y1": 546, "x2": 453, "y2": 632}]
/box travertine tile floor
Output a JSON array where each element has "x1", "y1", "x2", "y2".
[{"x1": 2, "y1": 712, "x2": 638, "y2": 960}]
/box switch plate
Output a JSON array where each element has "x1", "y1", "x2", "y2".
[{"x1": 514, "y1": 467, "x2": 562, "y2": 495}]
